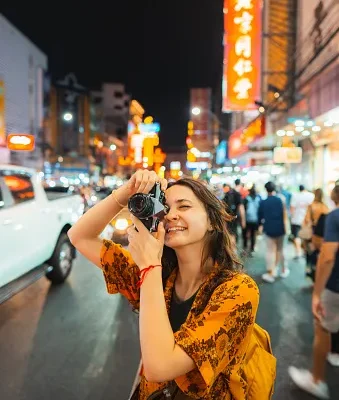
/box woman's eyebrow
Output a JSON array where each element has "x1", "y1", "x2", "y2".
[
  {"x1": 176, "y1": 199, "x2": 193, "y2": 204},
  {"x1": 165, "y1": 199, "x2": 193, "y2": 206}
]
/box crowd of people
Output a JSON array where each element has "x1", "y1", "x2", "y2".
[{"x1": 221, "y1": 179, "x2": 339, "y2": 399}]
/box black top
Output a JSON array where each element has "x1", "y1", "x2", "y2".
[
  {"x1": 169, "y1": 290, "x2": 198, "y2": 333},
  {"x1": 223, "y1": 189, "x2": 242, "y2": 234}
]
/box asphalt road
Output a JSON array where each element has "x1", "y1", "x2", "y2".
[{"x1": 0, "y1": 236, "x2": 338, "y2": 399}]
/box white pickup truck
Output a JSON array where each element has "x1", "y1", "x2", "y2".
[{"x1": 0, "y1": 164, "x2": 85, "y2": 303}]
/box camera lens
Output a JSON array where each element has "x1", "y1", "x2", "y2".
[{"x1": 128, "y1": 193, "x2": 154, "y2": 219}]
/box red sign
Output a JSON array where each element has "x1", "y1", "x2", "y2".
[
  {"x1": 228, "y1": 115, "x2": 265, "y2": 158},
  {"x1": 229, "y1": 128, "x2": 248, "y2": 159},
  {"x1": 223, "y1": 0, "x2": 262, "y2": 111},
  {"x1": 7, "y1": 134, "x2": 35, "y2": 151}
]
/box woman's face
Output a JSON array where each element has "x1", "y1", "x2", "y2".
[{"x1": 163, "y1": 185, "x2": 210, "y2": 249}]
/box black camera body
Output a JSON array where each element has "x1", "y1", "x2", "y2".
[{"x1": 128, "y1": 183, "x2": 167, "y2": 232}]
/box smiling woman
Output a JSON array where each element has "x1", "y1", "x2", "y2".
[{"x1": 68, "y1": 170, "x2": 276, "y2": 400}]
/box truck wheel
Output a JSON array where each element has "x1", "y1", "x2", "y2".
[{"x1": 46, "y1": 233, "x2": 74, "y2": 284}]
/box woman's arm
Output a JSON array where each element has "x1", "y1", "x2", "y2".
[
  {"x1": 68, "y1": 186, "x2": 129, "y2": 268},
  {"x1": 68, "y1": 170, "x2": 160, "y2": 268},
  {"x1": 304, "y1": 205, "x2": 311, "y2": 225}
]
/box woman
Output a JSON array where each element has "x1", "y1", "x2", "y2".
[
  {"x1": 68, "y1": 170, "x2": 260, "y2": 399},
  {"x1": 303, "y1": 189, "x2": 329, "y2": 283},
  {"x1": 304, "y1": 188, "x2": 329, "y2": 228}
]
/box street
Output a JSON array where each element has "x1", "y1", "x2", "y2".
[{"x1": 0, "y1": 238, "x2": 338, "y2": 400}]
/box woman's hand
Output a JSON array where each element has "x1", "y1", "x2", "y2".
[
  {"x1": 115, "y1": 170, "x2": 168, "y2": 206},
  {"x1": 127, "y1": 216, "x2": 166, "y2": 271}
]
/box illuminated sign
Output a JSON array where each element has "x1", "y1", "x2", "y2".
[
  {"x1": 170, "y1": 161, "x2": 181, "y2": 170},
  {"x1": 228, "y1": 115, "x2": 265, "y2": 158},
  {"x1": 223, "y1": 0, "x2": 262, "y2": 111},
  {"x1": 216, "y1": 141, "x2": 227, "y2": 165},
  {"x1": 273, "y1": 147, "x2": 302, "y2": 164},
  {"x1": 138, "y1": 123, "x2": 160, "y2": 136},
  {"x1": 143, "y1": 136, "x2": 159, "y2": 166},
  {"x1": 186, "y1": 161, "x2": 209, "y2": 170},
  {"x1": 7, "y1": 134, "x2": 35, "y2": 151},
  {"x1": 228, "y1": 128, "x2": 247, "y2": 159},
  {"x1": 128, "y1": 121, "x2": 136, "y2": 135}
]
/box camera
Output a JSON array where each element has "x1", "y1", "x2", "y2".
[{"x1": 128, "y1": 183, "x2": 167, "y2": 232}]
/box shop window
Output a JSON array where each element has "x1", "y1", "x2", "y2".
[{"x1": 3, "y1": 174, "x2": 35, "y2": 205}]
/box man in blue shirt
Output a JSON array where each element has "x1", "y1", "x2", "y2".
[
  {"x1": 289, "y1": 185, "x2": 339, "y2": 399},
  {"x1": 258, "y1": 181, "x2": 289, "y2": 283}
]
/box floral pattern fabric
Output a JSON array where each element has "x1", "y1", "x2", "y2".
[{"x1": 100, "y1": 240, "x2": 259, "y2": 399}]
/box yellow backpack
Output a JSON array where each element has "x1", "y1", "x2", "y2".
[{"x1": 243, "y1": 323, "x2": 277, "y2": 399}]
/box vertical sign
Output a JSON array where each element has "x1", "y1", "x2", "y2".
[
  {"x1": 223, "y1": 0, "x2": 262, "y2": 111},
  {"x1": 0, "y1": 80, "x2": 5, "y2": 144}
]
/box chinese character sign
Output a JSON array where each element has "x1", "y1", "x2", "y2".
[{"x1": 223, "y1": 0, "x2": 262, "y2": 111}]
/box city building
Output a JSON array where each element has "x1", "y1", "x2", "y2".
[
  {"x1": 0, "y1": 14, "x2": 48, "y2": 168},
  {"x1": 223, "y1": 0, "x2": 339, "y2": 193},
  {"x1": 186, "y1": 88, "x2": 216, "y2": 177},
  {"x1": 89, "y1": 83, "x2": 130, "y2": 176},
  {"x1": 274, "y1": 0, "x2": 339, "y2": 193},
  {"x1": 90, "y1": 83, "x2": 130, "y2": 140},
  {"x1": 43, "y1": 73, "x2": 91, "y2": 183}
]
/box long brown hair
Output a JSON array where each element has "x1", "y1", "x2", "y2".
[
  {"x1": 161, "y1": 178, "x2": 243, "y2": 314},
  {"x1": 314, "y1": 188, "x2": 324, "y2": 203}
]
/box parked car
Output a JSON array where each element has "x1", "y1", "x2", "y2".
[{"x1": 0, "y1": 165, "x2": 85, "y2": 303}]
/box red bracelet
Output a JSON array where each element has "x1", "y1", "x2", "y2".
[{"x1": 137, "y1": 265, "x2": 162, "y2": 288}]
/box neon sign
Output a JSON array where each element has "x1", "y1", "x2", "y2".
[{"x1": 223, "y1": 0, "x2": 262, "y2": 111}]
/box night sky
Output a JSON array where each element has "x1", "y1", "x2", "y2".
[{"x1": 1, "y1": 1, "x2": 224, "y2": 151}]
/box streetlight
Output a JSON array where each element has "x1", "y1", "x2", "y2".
[
  {"x1": 191, "y1": 107, "x2": 201, "y2": 116},
  {"x1": 191, "y1": 107, "x2": 222, "y2": 142},
  {"x1": 63, "y1": 112, "x2": 73, "y2": 122}
]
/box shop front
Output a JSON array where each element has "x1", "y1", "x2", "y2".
[{"x1": 308, "y1": 61, "x2": 339, "y2": 192}]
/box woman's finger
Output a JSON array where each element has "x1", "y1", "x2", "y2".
[
  {"x1": 143, "y1": 172, "x2": 158, "y2": 194},
  {"x1": 133, "y1": 170, "x2": 144, "y2": 192},
  {"x1": 160, "y1": 178, "x2": 168, "y2": 191},
  {"x1": 136, "y1": 171, "x2": 150, "y2": 193}
]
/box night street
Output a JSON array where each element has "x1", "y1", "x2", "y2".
[{"x1": 0, "y1": 237, "x2": 338, "y2": 400}]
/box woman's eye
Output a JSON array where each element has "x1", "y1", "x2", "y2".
[{"x1": 179, "y1": 205, "x2": 190, "y2": 209}]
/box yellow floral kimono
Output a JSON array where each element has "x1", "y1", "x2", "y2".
[{"x1": 100, "y1": 240, "x2": 260, "y2": 399}]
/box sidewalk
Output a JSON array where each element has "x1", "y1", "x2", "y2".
[{"x1": 246, "y1": 235, "x2": 338, "y2": 400}]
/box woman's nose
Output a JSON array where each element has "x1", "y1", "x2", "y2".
[{"x1": 165, "y1": 209, "x2": 179, "y2": 221}]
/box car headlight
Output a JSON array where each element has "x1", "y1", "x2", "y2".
[{"x1": 115, "y1": 218, "x2": 129, "y2": 231}]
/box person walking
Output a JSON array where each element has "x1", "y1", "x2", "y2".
[
  {"x1": 243, "y1": 186, "x2": 261, "y2": 255},
  {"x1": 258, "y1": 181, "x2": 290, "y2": 283},
  {"x1": 289, "y1": 185, "x2": 339, "y2": 399}
]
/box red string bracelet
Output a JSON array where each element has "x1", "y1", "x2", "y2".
[{"x1": 137, "y1": 265, "x2": 162, "y2": 288}]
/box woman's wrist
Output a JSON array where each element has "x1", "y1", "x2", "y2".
[
  {"x1": 139, "y1": 261, "x2": 162, "y2": 271},
  {"x1": 112, "y1": 186, "x2": 129, "y2": 207}
]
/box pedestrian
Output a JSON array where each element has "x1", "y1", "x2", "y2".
[
  {"x1": 289, "y1": 185, "x2": 339, "y2": 399},
  {"x1": 290, "y1": 185, "x2": 315, "y2": 259},
  {"x1": 258, "y1": 181, "x2": 290, "y2": 283},
  {"x1": 68, "y1": 170, "x2": 275, "y2": 399},
  {"x1": 302, "y1": 189, "x2": 329, "y2": 283},
  {"x1": 243, "y1": 186, "x2": 261, "y2": 255},
  {"x1": 222, "y1": 183, "x2": 246, "y2": 245}
]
